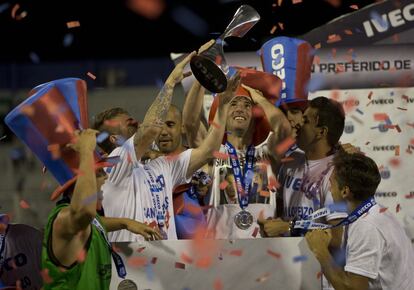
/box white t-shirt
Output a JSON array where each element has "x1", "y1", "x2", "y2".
[
  {"x1": 102, "y1": 135, "x2": 139, "y2": 241},
  {"x1": 345, "y1": 204, "x2": 414, "y2": 290},
  {"x1": 278, "y1": 152, "x2": 347, "y2": 221},
  {"x1": 0, "y1": 224, "x2": 43, "y2": 290},
  {"x1": 103, "y1": 135, "x2": 192, "y2": 242},
  {"x1": 206, "y1": 135, "x2": 277, "y2": 239}
]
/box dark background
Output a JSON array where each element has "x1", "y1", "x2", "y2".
[{"x1": 0, "y1": 0, "x2": 376, "y2": 62}]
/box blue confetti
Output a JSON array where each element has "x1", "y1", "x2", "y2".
[
  {"x1": 356, "y1": 108, "x2": 364, "y2": 115},
  {"x1": 145, "y1": 263, "x2": 154, "y2": 281},
  {"x1": 96, "y1": 131, "x2": 109, "y2": 143},
  {"x1": 370, "y1": 11, "x2": 389, "y2": 31},
  {"x1": 171, "y1": 7, "x2": 208, "y2": 37},
  {"x1": 293, "y1": 255, "x2": 308, "y2": 263},
  {"x1": 63, "y1": 33, "x2": 74, "y2": 47},
  {"x1": 29, "y1": 52, "x2": 40, "y2": 64}
]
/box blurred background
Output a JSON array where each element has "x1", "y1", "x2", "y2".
[{"x1": 0, "y1": 0, "x2": 402, "y2": 230}]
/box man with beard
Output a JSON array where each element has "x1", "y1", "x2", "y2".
[{"x1": 258, "y1": 96, "x2": 347, "y2": 245}]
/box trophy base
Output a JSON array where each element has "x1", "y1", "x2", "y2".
[{"x1": 190, "y1": 55, "x2": 228, "y2": 93}]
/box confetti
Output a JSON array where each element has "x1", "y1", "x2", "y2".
[
  {"x1": 195, "y1": 256, "x2": 212, "y2": 268},
  {"x1": 367, "y1": 91, "x2": 373, "y2": 100},
  {"x1": 11, "y1": 4, "x2": 27, "y2": 20},
  {"x1": 268, "y1": 176, "x2": 280, "y2": 189},
  {"x1": 96, "y1": 132, "x2": 109, "y2": 143},
  {"x1": 260, "y1": 190, "x2": 270, "y2": 197},
  {"x1": 405, "y1": 193, "x2": 414, "y2": 199},
  {"x1": 66, "y1": 21, "x2": 80, "y2": 29},
  {"x1": 127, "y1": 0, "x2": 166, "y2": 20},
  {"x1": 87, "y1": 72, "x2": 96, "y2": 80},
  {"x1": 77, "y1": 248, "x2": 87, "y2": 263},
  {"x1": 365, "y1": 141, "x2": 370, "y2": 145},
  {"x1": 151, "y1": 257, "x2": 157, "y2": 264},
  {"x1": 275, "y1": 137, "x2": 296, "y2": 155},
  {"x1": 270, "y1": 25, "x2": 277, "y2": 34},
  {"x1": 252, "y1": 227, "x2": 259, "y2": 238},
  {"x1": 407, "y1": 123, "x2": 414, "y2": 128},
  {"x1": 219, "y1": 180, "x2": 228, "y2": 190},
  {"x1": 327, "y1": 34, "x2": 341, "y2": 44},
  {"x1": 256, "y1": 272, "x2": 270, "y2": 283},
  {"x1": 181, "y1": 252, "x2": 193, "y2": 264},
  {"x1": 402, "y1": 95, "x2": 409, "y2": 102},
  {"x1": 316, "y1": 271, "x2": 323, "y2": 279},
  {"x1": 389, "y1": 157, "x2": 400, "y2": 168},
  {"x1": 19, "y1": 200, "x2": 30, "y2": 209},
  {"x1": 128, "y1": 257, "x2": 147, "y2": 267},
  {"x1": 350, "y1": 115, "x2": 363, "y2": 125},
  {"x1": 175, "y1": 261, "x2": 186, "y2": 269},
  {"x1": 344, "y1": 29, "x2": 353, "y2": 35},
  {"x1": 395, "y1": 125, "x2": 401, "y2": 133},
  {"x1": 0, "y1": 135, "x2": 6, "y2": 141},
  {"x1": 40, "y1": 269, "x2": 53, "y2": 284},
  {"x1": 373, "y1": 113, "x2": 390, "y2": 122},
  {"x1": 293, "y1": 255, "x2": 308, "y2": 263},
  {"x1": 397, "y1": 107, "x2": 407, "y2": 111},
  {"x1": 137, "y1": 246, "x2": 146, "y2": 253},
  {"x1": 213, "y1": 151, "x2": 229, "y2": 160},
  {"x1": 63, "y1": 33, "x2": 74, "y2": 47},
  {"x1": 214, "y1": 278, "x2": 223, "y2": 290},
  {"x1": 314, "y1": 43, "x2": 321, "y2": 49},
  {"x1": 395, "y1": 145, "x2": 400, "y2": 156},
  {"x1": 350, "y1": 4, "x2": 359, "y2": 9},
  {"x1": 267, "y1": 249, "x2": 281, "y2": 259},
  {"x1": 356, "y1": 108, "x2": 364, "y2": 115},
  {"x1": 379, "y1": 207, "x2": 388, "y2": 213},
  {"x1": 278, "y1": 22, "x2": 284, "y2": 30},
  {"x1": 229, "y1": 249, "x2": 243, "y2": 256},
  {"x1": 281, "y1": 157, "x2": 294, "y2": 163},
  {"x1": 396, "y1": 204, "x2": 401, "y2": 213}
]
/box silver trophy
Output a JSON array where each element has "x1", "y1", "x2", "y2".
[{"x1": 190, "y1": 5, "x2": 260, "y2": 93}]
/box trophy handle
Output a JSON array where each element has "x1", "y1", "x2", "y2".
[{"x1": 221, "y1": 5, "x2": 260, "y2": 39}]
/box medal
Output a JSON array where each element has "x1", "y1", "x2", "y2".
[
  {"x1": 234, "y1": 210, "x2": 253, "y2": 230},
  {"x1": 118, "y1": 279, "x2": 138, "y2": 290}
]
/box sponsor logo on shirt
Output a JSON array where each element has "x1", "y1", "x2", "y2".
[
  {"x1": 284, "y1": 206, "x2": 314, "y2": 219},
  {"x1": 97, "y1": 263, "x2": 112, "y2": 280}
]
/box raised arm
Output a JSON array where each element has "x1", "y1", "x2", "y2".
[
  {"x1": 55, "y1": 129, "x2": 99, "y2": 237},
  {"x1": 186, "y1": 73, "x2": 240, "y2": 178},
  {"x1": 243, "y1": 85, "x2": 291, "y2": 159},
  {"x1": 182, "y1": 80, "x2": 208, "y2": 148},
  {"x1": 133, "y1": 51, "x2": 196, "y2": 160}
]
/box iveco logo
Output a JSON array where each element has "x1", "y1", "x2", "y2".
[
  {"x1": 373, "y1": 145, "x2": 397, "y2": 151},
  {"x1": 380, "y1": 167, "x2": 391, "y2": 179},
  {"x1": 375, "y1": 191, "x2": 397, "y2": 197},
  {"x1": 271, "y1": 43, "x2": 287, "y2": 99},
  {"x1": 372, "y1": 99, "x2": 394, "y2": 105},
  {"x1": 344, "y1": 122, "x2": 354, "y2": 134},
  {"x1": 363, "y1": 3, "x2": 414, "y2": 38}
]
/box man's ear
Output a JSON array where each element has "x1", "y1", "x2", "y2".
[
  {"x1": 317, "y1": 126, "x2": 328, "y2": 139},
  {"x1": 342, "y1": 185, "x2": 352, "y2": 199}
]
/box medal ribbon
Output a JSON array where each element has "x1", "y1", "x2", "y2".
[
  {"x1": 92, "y1": 218, "x2": 127, "y2": 279},
  {"x1": 225, "y1": 142, "x2": 255, "y2": 211},
  {"x1": 293, "y1": 197, "x2": 376, "y2": 230}
]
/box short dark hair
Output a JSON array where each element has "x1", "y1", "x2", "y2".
[
  {"x1": 309, "y1": 97, "x2": 345, "y2": 147},
  {"x1": 92, "y1": 107, "x2": 129, "y2": 153},
  {"x1": 333, "y1": 152, "x2": 381, "y2": 201}
]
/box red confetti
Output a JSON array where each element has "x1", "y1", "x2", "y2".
[
  {"x1": 66, "y1": 21, "x2": 80, "y2": 28},
  {"x1": 209, "y1": 121, "x2": 221, "y2": 129},
  {"x1": 278, "y1": 22, "x2": 284, "y2": 30},
  {"x1": 327, "y1": 34, "x2": 342, "y2": 44},
  {"x1": 379, "y1": 207, "x2": 388, "y2": 213},
  {"x1": 181, "y1": 252, "x2": 194, "y2": 264},
  {"x1": 214, "y1": 278, "x2": 223, "y2": 290},
  {"x1": 219, "y1": 180, "x2": 228, "y2": 190},
  {"x1": 395, "y1": 125, "x2": 401, "y2": 133},
  {"x1": 213, "y1": 151, "x2": 229, "y2": 160},
  {"x1": 86, "y1": 72, "x2": 96, "y2": 80},
  {"x1": 389, "y1": 157, "x2": 400, "y2": 168},
  {"x1": 267, "y1": 249, "x2": 281, "y2": 259},
  {"x1": 410, "y1": 139, "x2": 414, "y2": 146},
  {"x1": 314, "y1": 43, "x2": 321, "y2": 49},
  {"x1": 395, "y1": 145, "x2": 400, "y2": 156},
  {"x1": 402, "y1": 95, "x2": 409, "y2": 102},
  {"x1": 252, "y1": 227, "x2": 259, "y2": 238},
  {"x1": 373, "y1": 113, "x2": 389, "y2": 122},
  {"x1": 350, "y1": 4, "x2": 359, "y2": 9},
  {"x1": 137, "y1": 246, "x2": 146, "y2": 253},
  {"x1": 127, "y1": 0, "x2": 165, "y2": 20},
  {"x1": 47, "y1": 144, "x2": 61, "y2": 160},
  {"x1": 292, "y1": 0, "x2": 302, "y2": 3},
  {"x1": 405, "y1": 193, "x2": 414, "y2": 199},
  {"x1": 275, "y1": 137, "x2": 295, "y2": 155},
  {"x1": 396, "y1": 204, "x2": 401, "y2": 213},
  {"x1": 19, "y1": 200, "x2": 30, "y2": 209},
  {"x1": 260, "y1": 190, "x2": 270, "y2": 197},
  {"x1": 367, "y1": 91, "x2": 373, "y2": 100},
  {"x1": 195, "y1": 256, "x2": 212, "y2": 268},
  {"x1": 128, "y1": 257, "x2": 147, "y2": 267},
  {"x1": 229, "y1": 249, "x2": 243, "y2": 256},
  {"x1": 397, "y1": 107, "x2": 407, "y2": 111},
  {"x1": 77, "y1": 248, "x2": 87, "y2": 263},
  {"x1": 365, "y1": 141, "x2": 370, "y2": 145},
  {"x1": 40, "y1": 269, "x2": 53, "y2": 284},
  {"x1": 151, "y1": 257, "x2": 158, "y2": 264},
  {"x1": 175, "y1": 262, "x2": 186, "y2": 269},
  {"x1": 270, "y1": 25, "x2": 277, "y2": 34},
  {"x1": 317, "y1": 271, "x2": 323, "y2": 279},
  {"x1": 344, "y1": 29, "x2": 353, "y2": 35}
]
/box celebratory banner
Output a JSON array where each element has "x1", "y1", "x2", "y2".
[
  {"x1": 302, "y1": 0, "x2": 414, "y2": 48},
  {"x1": 110, "y1": 238, "x2": 321, "y2": 290},
  {"x1": 309, "y1": 87, "x2": 414, "y2": 240}
]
